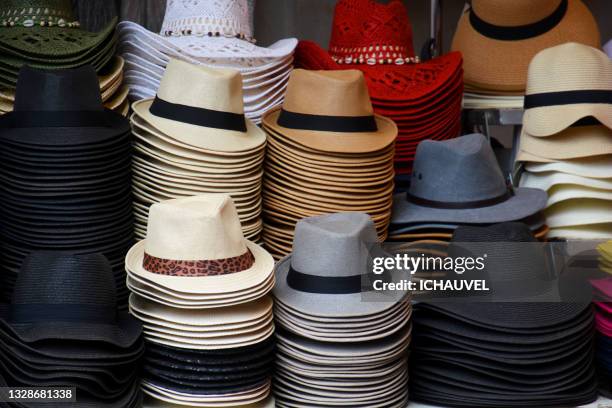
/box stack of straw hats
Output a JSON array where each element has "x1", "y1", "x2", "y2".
[
  {"x1": 261, "y1": 69, "x2": 397, "y2": 259},
  {"x1": 0, "y1": 252, "x2": 144, "y2": 406},
  {"x1": 125, "y1": 195, "x2": 276, "y2": 406},
  {"x1": 389, "y1": 134, "x2": 549, "y2": 244},
  {"x1": 272, "y1": 212, "x2": 411, "y2": 408},
  {"x1": 517, "y1": 43, "x2": 612, "y2": 240},
  {"x1": 452, "y1": 0, "x2": 600, "y2": 109},
  {"x1": 0, "y1": 0, "x2": 128, "y2": 115},
  {"x1": 294, "y1": 0, "x2": 463, "y2": 178},
  {"x1": 117, "y1": 0, "x2": 297, "y2": 124},
  {"x1": 410, "y1": 223, "x2": 599, "y2": 407},
  {"x1": 130, "y1": 59, "x2": 265, "y2": 242},
  {"x1": 0, "y1": 66, "x2": 133, "y2": 306}
]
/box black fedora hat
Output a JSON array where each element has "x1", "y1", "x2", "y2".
[
  {"x1": 0, "y1": 252, "x2": 142, "y2": 347},
  {"x1": 0, "y1": 65, "x2": 129, "y2": 146}
]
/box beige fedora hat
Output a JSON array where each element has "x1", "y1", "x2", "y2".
[
  {"x1": 518, "y1": 125, "x2": 612, "y2": 160},
  {"x1": 125, "y1": 194, "x2": 273, "y2": 294},
  {"x1": 524, "y1": 43, "x2": 612, "y2": 136},
  {"x1": 451, "y1": 0, "x2": 600, "y2": 92},
  {"x1": 132, "y1": 58, "x2": 266, "y2": 152},
  {"x1": 262, "y1": 69, "x2": 397, "y2": 154}
]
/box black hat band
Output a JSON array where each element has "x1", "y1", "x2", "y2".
[{"x1": 277, "y1": 109, "x2": 378, "y2": 133}]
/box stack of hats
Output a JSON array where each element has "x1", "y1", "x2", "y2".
[
  {"x1": 517, "y1": 43, "x2": 612, "y2": 240},
  {"x1": 0, "y1": 252, "x2": 144, "y2": 407},
  {"x1": 293, "y1": 0, "x2": 463, "y2": 177},
  {"x1": 592, "y1": 242, "x2": 612, "y2": 397},
  {"x1": 0, "y1": 65, "x2": 133, "y2": 306},
  {"x1": 0, "y1": 0, "x2": 128, "y2": 113},
  {"x1": 117, "y1": 0, "x2": 297, "y2": 124},
  {"x1": 261, "y1": 69, "x2": 397, "y2": 259},
  {"x1": 272, "y1": 212, "x2": 411, "y2": 408},
  {"x1": 452, "y1": 0, "x2": 600, "y2": 109},
  {"x1": 388, "y1": 134, "x2": 549, "y2": 244},
  {"x1": 410, "y1": 222, "x2": 599, "y2": 407},
  {"x1": 130, "y1": 59, "x2": 266, "y2": 242},
  {"x1": 125, "y1": 195, "x2": 276, "y2": 406}
]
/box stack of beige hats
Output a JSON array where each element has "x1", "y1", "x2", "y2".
[
  {"x1": 130, "y1": 59, "x2": 266, "y2": 242},
  {"x1": 261, "y1": 69, "x2": 397, "y2": 259},
  {"x1": 517, "y1": 43, "x2": 612, "y2": 240},
  {"x1": 125, "y1": 194, "x2": 276, "y2": 406},
  {"x1": 0, "y1": 56, "x2": 129, "y2": 116}
]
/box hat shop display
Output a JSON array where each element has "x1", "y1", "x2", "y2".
[
  {"x1": 389, "y1": 134, "x2": 549, "y2": 242},
  {"x1": 410, "y1": 222, "x2": 599, "y2": 407},
  {"x1": 273, "y1": 212, "x2": 411, "y2": 408},
  {"x1": 0, "y1": 0, "x2": 129, "y2": 116},
  {"x1": 517, "y1": 43, "x2": 612, "y2": 240},
  {"x1": 0, "y1": 65, "x2": 134, "y2": 306},
  {"x1": 130, "y1": 58, "x2": 266, "y2": 242},
  {"x1": 261, "y1": 68, "x2": 397, "y2": 259},
  {"x1": 453, "y1": 0, "x2": 600, "y2": 109},
  {"x1": 293, "y1": 0, "x2": 464, "y2": 178},
  {"x1": 125, "y1": 194, "x2": 276, "y2": 406},
  {"x1": 0, "y1": 251, "x2": 145, "y2": 406},
  {"x1": 117, "y1": 0, "x2": 297, "y2": 124}
]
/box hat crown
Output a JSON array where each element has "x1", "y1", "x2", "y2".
[
  {"x1": 0, "y1": 0, "x2": 76, "y2": 22},
  {"x1": 471, "y1": 0, "x2": 563, "y2": 26},
  {"x1": 409, "y1": 134, "x2": 508, "y2": 203},
  {"x1": 526, "y1": 43, "x2": 612, "y2": 95},
  {"x1": 160, "y1": 0, "x2": 251, "y2": 38},
  {"x1": 155, "y1": 59, "x2": 245, "y2": 116},
  {"x1": 282, "y1": 69, "x2": 374, "y2": 117},
  {"x1": 145, "y1": 194, "x2": 248, "y2": 261},
  {"x1": 329, "y1": 0, "x2": 415, "y2": 58},
  {"x1": 13, "y1": 65, "x2": 103, "y2": 112},
  {"x1": 291, "y1": 213, "x2": 379, "y2": 278},
  {"x1": 12, "y1": 252, "x2": 117, "y2": 307}
]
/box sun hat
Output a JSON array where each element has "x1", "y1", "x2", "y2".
[
  {"x1": 451, "y1": 0, "x2": 600, "y2": 92},
  {"x1": 519, "y1": 171, "x2": 612, "y2": 192},
  {"x1": 273, "y1": 212, "x2": 408, "y2": 318},
  {"x1": 523, "y1": 43, "x2": 612, "y2": 136},
  {"x1": 391, "y1": 134, "x2": 547, "y2": 225},
  {"x1": 525, "y1": 156, "x2": 612, "y2": 179},
  {"x1": 132, "y1": 59, "x2": 265, "y2": 152},
  {"x1": 518, "y1": 125, "x2": 612, "y2": 160},
  {"x1": 126, "y1": 194, "x2": 273, "y2": 295},
  {"x1": 262, "y1": 69, "x2": 397, "y2": 154},
  {"x1": 0, "y1": 251, "x2": 142, "y2": 347}
]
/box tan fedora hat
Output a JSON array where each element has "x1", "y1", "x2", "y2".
[
  {"x1": 523, "y1": 43, "x2": 612, "y2": 136},
  {"x1": 262, "y1": 69, "x2": 397, "y2": 154},
  {"x1": 451, "y1": 0, "x2": 599, "y2": 92},
  {"x1": 125, "y1": 194, "x2": 273, "y2": 295},
  {"x1": 132, "y1": 58, "x2": 266, "y2": 152}
]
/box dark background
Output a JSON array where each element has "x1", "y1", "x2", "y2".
[{"x1": 74, "y1": 0, "x2": 610, "y2": 55}]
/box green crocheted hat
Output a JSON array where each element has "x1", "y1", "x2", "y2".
[{"x1": 0, "y1": 0, "x2": 116, "y2": 58}]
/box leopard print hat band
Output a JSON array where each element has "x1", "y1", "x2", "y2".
[{"x1": 142, "y1": 249, "x2": 255, "y2": 277}]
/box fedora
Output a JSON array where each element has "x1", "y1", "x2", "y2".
[
  {"x1": 452, "y1": 0, "x2": 600, "y2": 92},
  {"x1": 0, "y1": 252, "x2": 142, "y2": 347},
  {"x1": 523, "y1": 43, "x2": 612, "y2": 136},
  {"x1": 391, "y1": 134, "x2": 547, "y2": 225},
  {"x1": 263, "y1": 69, "x2": 396, "y2": 154},
  {"x1": 126, "y1": 194, "x2": 274, "y2": 295}
]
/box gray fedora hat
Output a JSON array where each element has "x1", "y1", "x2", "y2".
[
  {"x1": 391, "y1": 134, "x2": 547, "y2": 225},
  {"x1": 273, "y1": 212, "x2": 407, "y2": 318}
]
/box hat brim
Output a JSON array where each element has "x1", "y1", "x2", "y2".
[
  {"x1": 519, "y1": 125, "x2": 612, "y2": 160},
  {"x1": 125, "y1": 240, "x2": 274, "y2": 295},
  {"x1": 132, "y1": 99, "x2": 266, "y2": 153},
  {"x1": 391, "y1": 187, "x2": 547, "y2": 225},
  {"x1": 524, "y1": 156, "x2": 612, "y2": 179},
  {"x1": 262, "y1": 107, "x2": 397, "y2": 154}
]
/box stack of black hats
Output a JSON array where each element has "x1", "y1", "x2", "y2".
[
  {"x1": 0, "y1": 65, "x2": 133, "y2": 307},
  {"x1": 0, "y1": 252, "x2": 144, "y2": 406},
  {"x1": 410, "y1": 223, "x2": 598, "y2": 407}
]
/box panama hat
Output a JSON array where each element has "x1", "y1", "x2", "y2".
[
  {"x1": 523, "y1": 43, "x2": 612, "y2": 136},
  {"x1": 451, "y1": 0, "x2": 600, "y2": 92},
  {"x1": 518, "y1": 125, "x2": 612, "y2": 160},
  {"x1": 391, "y1": 134, "x2": 547, "y2": 225},
  {"x1": 126, "y1": 194, "x2": 273, "y2": 295}
]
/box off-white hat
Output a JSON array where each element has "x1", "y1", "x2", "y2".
[
  {"x1": 125, "y1": 194, "x2": 274, "y2": 295},
  {"x1": 518, "y1": 125, "x2": 612, "y2": 160},
  {"x1": 523, "y1": 43, "x2": 612, "y2": 136},
  {"x1": 132, "y1": 59, "x2": 266, "y2": 152}
]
